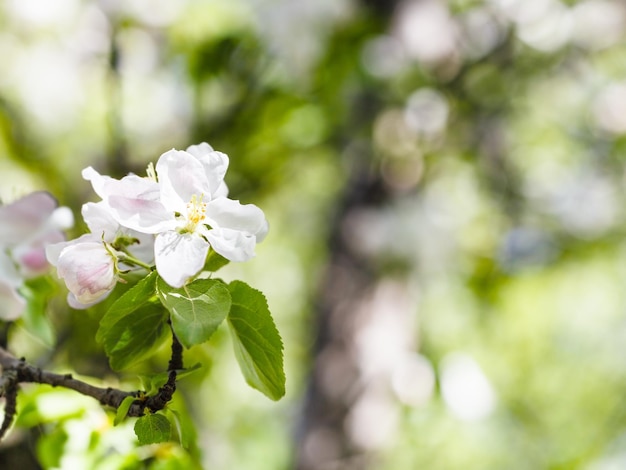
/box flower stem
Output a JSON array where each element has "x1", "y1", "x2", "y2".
[{"x1": 116, "y1": 252, "x2": 154, "y2": 271}]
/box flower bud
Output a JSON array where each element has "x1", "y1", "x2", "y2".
[{"x1": 49, "y1": 238, "x2": 118, "y2": 308}]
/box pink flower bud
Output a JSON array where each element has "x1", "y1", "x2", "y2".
[{"x1": 51, "y1": 239, "x2": 117, "y2": 308}]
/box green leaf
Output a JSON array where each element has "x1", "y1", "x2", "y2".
[
  {"x1": 157, "y1": 278, "x2": 231, "y2": 349},
  {"x1": 134, "y1": 413, "x2": 171, "y2": 445},
  {"x1": 227, "y1": 281, "x2": 285, "y2": 401},
  {"x1": 97, "y1": 272, "x2": 169, "y2": 370},
  {"x1": 114, "y1": 396, "x2": 136, "y2": 426}
]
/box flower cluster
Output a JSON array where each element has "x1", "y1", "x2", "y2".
[
  {"x1": 47, "y1": 142, "x2": 268, "y2": 308},
  {"x1": 0, "y1": 192, "x2": 73, "y2": 319}
]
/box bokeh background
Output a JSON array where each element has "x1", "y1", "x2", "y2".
[{"x1": 2, "y1": 0, "x2": 626, "y2": 468}]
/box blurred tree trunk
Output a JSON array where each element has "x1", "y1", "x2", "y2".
[
  {"x1": 295, "y1": 152, "x2": 391, "y2": 470},
  {"x1": 294, "y1": 3, "x2": 399, "y2": 465}
]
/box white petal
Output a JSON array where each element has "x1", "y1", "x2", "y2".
[
  {"x1": 82, "y1": 166, "x2": 112, "y2": 198},
  {"x1": 46, "y1": 233, "x2": 98, "y2": 266},
  {"x1": 205, "y1": 198, "x2": 269, "y2": 240},
  {"x1": 215, "y1": 181, "x2": 229, "y2": 198},
  {"x1": 186, "y1": 143, "x2": 230, "y2": 197},
  {"x1": 185, "y1": 142, "x2": 215, "y2": 155},
  {"x1": 154, "y1": 231, "x2": 209, "y2": 288},
  {"x1": 205, "y1": 227, "x2": 257, "y2": 262},
  {"x1": 82, "y1": 202, "x2": 119, "y2": 241},
  {"x1": 156, "y1": 149, "x2": 210, "y2": 212}
]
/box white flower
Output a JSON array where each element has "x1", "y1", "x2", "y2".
[
  {"x1": 0, "y1": 191, "x2": 73, "y2": 319},
  {"x1": 83, "y1": 143, "x2": 268, "y2": 288},
  {"x1": 46, "y1": 234, "x2": 118, "y2": 309},
  {"x1": 0, "y1": 191, "x2": 74, "y2": 277}
]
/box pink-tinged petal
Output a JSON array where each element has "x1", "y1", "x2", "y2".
[
  {"x1": 84, "y1": 167, "x2": 171, "y2": 234},
  {"x1": 205, "y1": 227, "x2": 257, "y2": 262},
  {"x1": 105, "y1": 174, "x2": 172, "y2": 233},
  {"x1": 108, "y1": 194, "x2": 175, "y2": 234},
  {"x1": 0, "y1": 280, "x2": 26, "y2": 320},
  {"x1": 14, "y1": 229, "x2": 66, "y2": 277},
  {"x1": 185, "y1": 143, "x2": 230, "y2": 197},
  {"x1": 0, "y1": 192, "x2": 58, "y2": 245},
  {"x1": 156, "y1": 149, "x2": 211, "y2": 212},
  {"x1": 154, "y1": 231, "x2": 209, "y2": 288},
  {"x1": 56, "y1": 241, "x2": 117, "y2": 305},
  {"x1": 204, "y1": 198, "x2": 269, "y2": 240}
]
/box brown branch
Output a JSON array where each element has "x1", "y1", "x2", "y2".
[
  {"x1": 167, "y1": 323, "x2": 184, "y2": 372},
  {"x1": 0, "y1": 346, "x2": 137, "y2": 410},
  {"x1": 0, "y1": 369, "x2": 18, "y2": 439},
  {"x1": 0, "y1": 320, "x2": 187, "y2": 437}
]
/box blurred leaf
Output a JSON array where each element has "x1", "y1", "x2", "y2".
[
  {"x1": 19, "y1": 276, "x2": 56, "y2": 347},
  {"x1": 97, "y1": 272, "x2": 169, "y2": 370},
  {"x1": 157, "y1": 277, "x2": 231, "y2": 349},
  {"x1": 36, "y1": 425, "x2": 68, "y2": 468},
  {"x1": 114, "y1": 396, "x2": 136, "y2": 426},
  {"x1": 166, "y1": 408, "x2": 193, "y2": 449},
  {"x1": 134, "y1": 413, "x2": 171, "y2": 445},
  {"x1": 227, "y1": 281, "x2": 285, "y2": 401}
]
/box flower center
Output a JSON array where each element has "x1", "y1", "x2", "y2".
[{"x1": 185, "y1": 194, "x2": 207, "y2": 230}]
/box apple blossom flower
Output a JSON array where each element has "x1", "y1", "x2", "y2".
[
  {"x1": 83, "y1": 142, "x2": 268, "y2": 288},
  {"x1": 0, "y1": 191, "x2": 73, "y2": 319},
  {"x1": 0, "y1": 191, "x2": 73, "y2": 277}
]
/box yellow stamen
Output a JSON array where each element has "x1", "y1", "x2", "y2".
[
  {"x1": 146, "y1": 162, "x2": 157, "y2": 182},
  {"x1": 186, "y1": 194, "x2": 207, "y2": 229}
]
